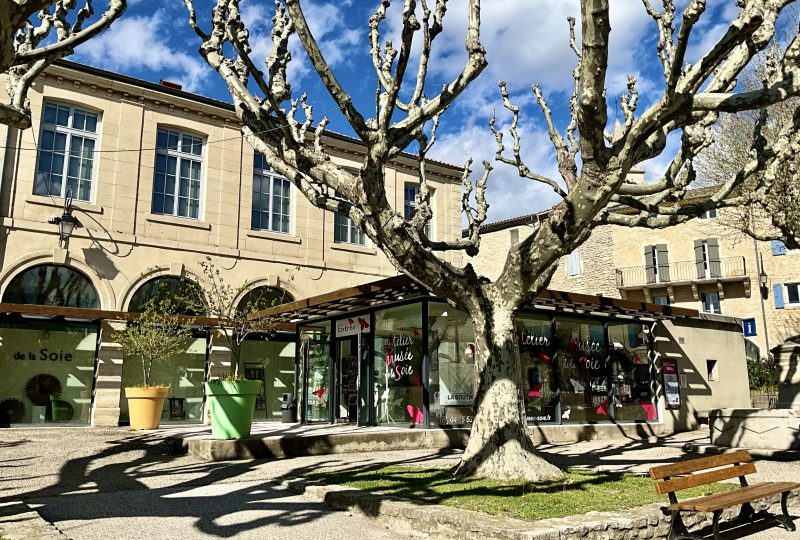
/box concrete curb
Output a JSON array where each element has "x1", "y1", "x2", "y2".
[
  {"x1": 684, "y1": 442, "x2": 800, "y2": 461},
  {"x1": 0, "y1": 502, "x2": 67, "y2": 540},
  {"x1": 283, "y1": 476, "x2": 800, "y2": 540},
  {"x1": 171, "y1": 428, "x2": 470, "y2": 461}
]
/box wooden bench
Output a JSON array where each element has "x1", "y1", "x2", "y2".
[{"x1": 649, "y1": 450, "x2": 799, "y2": 539}]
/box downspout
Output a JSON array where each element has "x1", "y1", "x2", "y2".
[{"x1": 750, "y1": 207, "x2": 771, "y2": 356}]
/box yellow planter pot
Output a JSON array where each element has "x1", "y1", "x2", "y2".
[{"x1": 125, "y1": 386, "x2": 169, "y2": 430}]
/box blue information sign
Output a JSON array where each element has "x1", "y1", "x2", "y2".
[{"x1": 743, "y1": 318, "x2": 757, "y2": 337}]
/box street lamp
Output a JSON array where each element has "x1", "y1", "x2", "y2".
[{"x1": 47, "y1": 191, "x2": 81, "y2": 248}]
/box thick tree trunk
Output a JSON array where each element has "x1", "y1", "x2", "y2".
[{"x1": 454, "y1": 308, "x2": 564, "y2": 482}]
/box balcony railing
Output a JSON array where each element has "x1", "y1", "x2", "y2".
[{"x1": 615, "y1": 256, "x2": 747, "y2": 288}]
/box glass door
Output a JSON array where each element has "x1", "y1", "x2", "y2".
[
  {"x1": 334, "y1": 336, "x2": 358, "y2": 423},
  {"x1": 304, "y1": 339, "x2": 331, "y2": 422}
]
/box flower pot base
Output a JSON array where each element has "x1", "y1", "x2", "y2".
[{"x1": 125, "y1": 386, "x2": 169, "y2": 430}]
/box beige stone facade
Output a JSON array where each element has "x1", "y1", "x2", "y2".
[
  {"x1": 468, "y1": 207, "x2": 800, "y2": 356},
  {"x1": 0, "y1": 60, "x2": 465, "y2": 306},
  {"x1": 0, "y1": 61, "x2": 464, "y2": 427}
]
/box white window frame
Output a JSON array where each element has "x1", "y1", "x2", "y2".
[
  {"x1": 35, "y1": 101, "x2": 100, "y2": 202},
  {"x1": 653, "y1": 295, "x2": 670, "y2": 306},
  {"x1": 404, "y1": 183, "x2": 433, "y2": 238},
  {"x1": 698, "y1": 208, "x2": 718, "y2": 220},
  {"x1": 786, "y1": 283, "x2": 800, "y2": 306},
  {"x1": 251, "y1": 154, "x2": 292, "y2": 234},
  {"x1": 152, "y1": 128, "x2": 204, "y2": 220},
  {"x1": 566, "y1": 252, "x2": 581, "y2": 277}
]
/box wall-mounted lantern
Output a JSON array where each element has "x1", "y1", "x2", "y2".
[{"x1": 47, "y1": 191, "x2": 81, "y2": 248}]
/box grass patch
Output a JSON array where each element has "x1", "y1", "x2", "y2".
[{"x1": 309, "y1": 466, "x2": 735, "y2": 522}]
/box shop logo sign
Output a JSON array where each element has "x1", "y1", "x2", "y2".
[{"x1": 13, "y1": 349, "x2": 74, "y2": 362}]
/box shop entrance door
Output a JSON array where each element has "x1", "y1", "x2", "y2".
[{"x1": 334, "y1": 336, "x2": 358, "y2": 423}]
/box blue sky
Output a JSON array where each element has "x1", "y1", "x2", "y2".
[{"x1": 72, "y1": 1, "x2": 747, "y2": 222}]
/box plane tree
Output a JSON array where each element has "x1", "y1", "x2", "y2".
[
  {"x1": 0, "y1": 0, "x2": 127, "y2": 128},
  {"x1": 183, "y1": 0, "x2": 800, "y2": 481}
]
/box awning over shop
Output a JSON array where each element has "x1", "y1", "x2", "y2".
[{"x1": 249, "y1": 274, "x2": 699, "y2": 325}]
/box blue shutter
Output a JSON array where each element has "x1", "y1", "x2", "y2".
[
  {"x1": 771, "y1": 240, "x2": 787, "y2": 256},
  {"x1": 774, "y1": 283, "x2": 785, "y2": 309}
]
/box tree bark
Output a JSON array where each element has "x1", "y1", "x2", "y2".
[{"x1": 454, "y1": 307, "x2": 565, "y2": 482}]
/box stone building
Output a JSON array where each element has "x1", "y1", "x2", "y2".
[
  {"x1": 0, "y1": 60, "x2": 465, "y2": 427},
  {"x1": 466, "y1": 189, "x2": 799, "y2": 358}
]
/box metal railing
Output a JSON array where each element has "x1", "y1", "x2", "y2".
[{"x1": 615, "y1": 256, "x2": 747, "y2": 288}]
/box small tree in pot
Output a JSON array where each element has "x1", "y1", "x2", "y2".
[
  {"x1": 191, "y1": 257, "x2": 293, "y2": 439},
  {"x1": 117, "y1": 297, "x2": 194, "y2": 430}
]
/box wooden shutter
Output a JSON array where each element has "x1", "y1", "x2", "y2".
[
  {"x1": 657, "y1": 244, "x2": 670, "y2": 282},
  {"x1": 707, "y1": 238, "x2": 721, "y2": 278},
  {"x1": 774, "y1": 283, "x2": 785, "y2": 309},
  {"x1": 644, "y1": 246, "x2": 656, "y2": 284},
  {"x1": 771, "y1": 240, "x2": 787, "y2": 256},
  {"x1": 694, "y1": 240, "x2": 705, "y2": 278}
]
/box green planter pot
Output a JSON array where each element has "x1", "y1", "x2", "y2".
[{"x1": 205, "y1": 380, "x2": 262, "y2": 440}]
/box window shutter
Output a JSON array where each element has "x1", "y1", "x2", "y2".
[
  {"x1": 771, "y1": 240, "x2": 787, "y2": 256},
  {"x1": 644, "y1": 246, "x2": 656, "y2": 284},
  {"x1": 694, "y1": 240, "x2": 704, "y2": 279},
  {"x1": 566, "y1": 252, "x2": 580, "y2": 276},
  {"x1": 774, "y1": 283, "x2": 785, "y2": 309},
  {"x1": 656, "y1": 244, "x2": 670, "y2": 282},
  {"x1": 707, "y1": 238, "x2": 721, "y2": 278},
  {"x1": 510, "y1": 229, "x2": 519, "y2": 245}
]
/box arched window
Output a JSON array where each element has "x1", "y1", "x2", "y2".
[
  {"x1": 237, "y1": 286, "x2": 293, "y2": 315},
  {"x1": 2, "y1": 264, "x2": 100, "y2": 308},
  {"x1": 128, "y1": 276, "x2": 204, "y2": 315}
]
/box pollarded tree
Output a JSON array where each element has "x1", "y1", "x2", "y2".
[
  {"x1": 0, "y1": 0, "x2": 127, "y2": 129},
  {"x1": 183, "y1": 0, "x2": 800, "y2": 481}
]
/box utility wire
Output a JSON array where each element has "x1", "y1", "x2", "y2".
[{"x1": 0, "y1": 103, "x2": 349, "y2": 155}]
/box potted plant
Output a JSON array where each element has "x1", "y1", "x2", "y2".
[
  {"x1": 116, "y1": 298, "x2": 194, "y2": 430},
  {"x1": 193, "y1": 257, "x2": 291, "y2": 440}
]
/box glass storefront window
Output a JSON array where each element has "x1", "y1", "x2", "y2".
[
  {"x1": 374, "y1": 303, "x2": 424, "y2": 426},
  {"x1": 242, "y1": 338, "x2": 296, "y2": 421},
  {"x1": 300, "y1": 321, "x2": 331, "y2": 422},
  {"x1": 2, "y1": 265, "x2": 100, "y2": 308},
  {"x1": 607, "y1": 323, "x2": 656, "y2": 421},
  {"x1": 0, "y1": 320, "x2": 97, "y2": 425},
  {"x1": 555, "y1": 317, "x2": 607, "y2": 423},
  {"x1": 516, "y1": 314, "x2": 557, "y2": 424},
  {"x1": 428, "y1": 303, "x2": 475, "y2": 426},
  {"x1": 119, "y1": 331, "x2": 207, "y2": 423}
]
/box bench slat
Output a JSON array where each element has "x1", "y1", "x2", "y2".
[
  {"x1": 654, "y1": 462, "x2": 756, "y2": 495},
  {"x1": 649, "y1": 450, "x2": 752, "y2": 480},
  {"x1": 669, "y1": 482, "x2": 800, "y2": 512}
]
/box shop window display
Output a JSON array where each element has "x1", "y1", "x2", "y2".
[
  {"x1": 241, "y1": 339, "x2": 296, "y2": 421},
  {"x1": 607, "y1": 323, "x2": 656, "y2": 421},
  {"x1": 373, "y1": 304, "x2": 424, "y2": 426},
  {"x1": 428, "y1": 303, "x2": 475, "y2": 426},
  {"x1": 0, "y1": 320, "x2": 97, "y2": 425},
  {"x1": 301, "y1": 321, "x2": 331, "y2": 422},
  {"x1": 119, "y1": 332, "x2": 207, "y2": 423},
  {"x1": 516, "y1": 314, "x2": 557, "y2": 424},
  {"x1": 555, "y1": 317, "x2": 607, "y2": 423}
]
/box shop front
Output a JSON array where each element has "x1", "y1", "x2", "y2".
[{"x1": 246, "y1": 275, "x2": 680, "y2": 430}]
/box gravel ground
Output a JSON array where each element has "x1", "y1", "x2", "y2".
[{"x1": 1, "y1": 427, "x2": 798, "y2": 539}]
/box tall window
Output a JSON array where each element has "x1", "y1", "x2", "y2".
[
  {"x1": 333, "y1": 192, "x2": 365, "y2": 245},
  {"x1": 694, "y1": 238, "x2": 721, "y2": 278},
  {"x1": 644, "y1": 244, "x2": 670, "y2": 283},
  {"x1": 152, "y1": 128, "x2": 203, "y2": 219},
  {"x1": 404, "y1": 183, "x2": 432, "y2": 237},
  {"x1": 35, "y1": 102, "x2": 98, "y2": 201},
  {"x1": 701, "y1": 291, "x2": 722, "y2": 314},
  {"x1": 786, "y1": 283, "x2": 800, "y2": 305},
  {"x1": 566, "y1": 252, "x2": 581, "y2": 276},
  {"x1": 252, "y1": 153, "x2": 291, "y2": 233}
]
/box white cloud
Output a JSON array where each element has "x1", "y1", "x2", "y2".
[
  {"x1": 74, "y1": 13, "x2": 210, "y2": 93},
  {"x1": 431, "y1": 119, "x2": 563, "y2": 222},
  {"x1": 242, "y1": 0, "x2": 362, "y2": 89}
]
